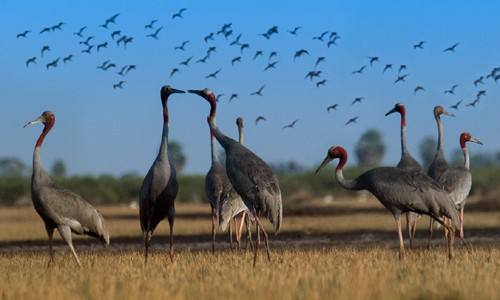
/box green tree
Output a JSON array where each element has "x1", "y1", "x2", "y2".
[
  {"x1": 168, "y1": 141, "x2": 186, "y2": 173},
  {"x1": 354, "y1": 129, "x2": 386, "y2": 167},
  {"x1": 0, "y1": 157, "x2": 27, "y2": 177},
  {"x1": 51, "y1": 160, "x2": 67, "y2": 177},
  {"x1": 419, "y1": 136, "x2": 437, "y2": 168}
]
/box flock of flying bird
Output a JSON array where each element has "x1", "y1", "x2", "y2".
[
  {"x1": 24, "y1": 81, "x2": 481, "y2": 267},
  {"x1": 17, "y1": 9, "x2": 499, "y2": 132}
]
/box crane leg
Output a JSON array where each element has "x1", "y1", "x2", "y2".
[
  {"x1": 229, "y1": 218, "x2": 234, "y2": 250},
  {"x1": 410, "y1": 215, "x2": 418, "y2": 248},
  {"x1": 244, "y1": 212, "x2": 253, "y2": 251},
  {"x1": 406, "y1": 212, "x2": 413, "y2": 250},
  {"x1": 211, "y1": 207, "x2": 216, "y2": 253},
  {"x1": 237, "y1": 211, "x2": 247, "y2": 248},
  {"x1": 443, "y1": 216, "x2": 449, "y2": 245},
  {"x1": 143, "y1": 230, "x2": 152, "y2": 265},
  {"x1": 234, "y1": 217, "x2": 241, "y2": 249},
  {"x1": 458, "y1": 208, "x2": 471, "y2": 252},
  {"x1": 58, "y1": 225, "x2": 82, "y2": 267},
  {"x1": 430, "y1": 214, "x2": 454, "y2": 260},
  {"x1": 167, "y1": 206, "x2": 175, "y2": 263},
  {"x1": 395, "y1": 217, "x2": 405, "y2": 261},
  {"x1": 427, "y1": 217, "x2": 434, "y2": 250},
  {"x1": 252, "y1": 212, "x2": 270, "y2": 262},
  {"x1": 45, "y1": 225, "x2": 55, "y2": 267},
  {"x1": 253, "y1": 216, "x2": 261, "y2": 268}
]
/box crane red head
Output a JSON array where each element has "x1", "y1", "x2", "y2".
[
  {"x1": 460, "y1": 132, "x2": 483, "y2": 149},
  {"x1": 24, "y1": 111, "x2": 55, "y2": 147},
  {"x1": 385, "y1": 103, "x2": 406, "y2": 126},
  {"x1": 314, "y1": 146, "x2": 348, "y2": 175},
  {"x1": 188, "y1": 88, "x2": 217, "y2": 117}
]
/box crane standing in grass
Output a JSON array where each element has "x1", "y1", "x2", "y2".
[
  {"x1": 385, "y1": 103, "x2": 423, "y2": 249},
  {"x1": 139, "y1": 85, "x2": 184, "y2": 264},
  {"x1": 315, "y1": 145, "x2": 461, "y2": 260},
  {"x1": 430, "y1": 132, "x2": 482, "y2": 249},
  {"x1": 189, "y1": 88, "x2": 282, "y2": 267},
  {"x1": 24, "y1": 111, "x2": 109, "y2": 267}
]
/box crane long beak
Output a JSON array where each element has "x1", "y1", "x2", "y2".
[
  {"x1": 188, "y1": 89, "x2": 204, "y2": 96},
  {"x1": 443, "y1": 109, "x2": 455, "y2": 117},
  {"x1": 385, "y1": 107, "x2": 398, "y2": 116},
  {"x1": 469, "y1": 137, "x2": 483, "y2": 145},
  {"x1": 23, "y1": 116, "x2": 43, "y2": 128},
  {"x1": 170, "y1": 88, "x2": 185, "y2": 94},
  {"x1": 314, "y1": 156, "x2": 332, "y2": 176}
]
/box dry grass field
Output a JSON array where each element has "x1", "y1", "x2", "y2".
[{"x1": 1, "y1": 196, "x2": 499, "y2": 300}]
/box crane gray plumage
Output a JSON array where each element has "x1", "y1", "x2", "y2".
[
  {"x1": 139, "y1": 85, "x2": 184, "y2": 264},
  {"x1": 24, "y1": 111, "x2": 109, "y2": 267},
  {"x1": 315, "y1": 146, "x2": 460, "y2": 260},
  {"x1": 219, "y1": 117, "x2": 254, "y2": 249},
  {"x1": 432, "y1": 132, "x2": 482, "y2": 247},
  {"x1": 204, "y1": 116, "x2": 242, "y2": 252},
  {"x1": 189, "y1": 88, "x2": 282, "y2": 267},
  {"x1": 386, "y1": 103, "x2": 422, "y2": 249},
  {"x1": 426, "y1": 105, "x2": 455, "y2": 248}
]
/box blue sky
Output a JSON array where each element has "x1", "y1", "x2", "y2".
[{"x1": 1, "y1": 1, "x2": 499, "y2": 176}]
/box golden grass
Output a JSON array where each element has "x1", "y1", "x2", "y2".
[{"x1": 0, "y1": 200, "x2": 499, "y2": 300}]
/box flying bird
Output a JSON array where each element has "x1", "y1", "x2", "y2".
[
  {"x1": 368, "y1": 56, "x2": 379, "y2": 66},
  {"x1": 312, "y1": 31, "x2": 329, "y2": 41},
  {"x1": 250, "y1": 85, "x2": 266, "y2": 96},
  {"x1": 17, "y1": 30, "x2": 31, "y2": 38},
  {"x1": 350, "y1": 97, "x2": 363, "y2": 106},
  {"x1": 413, "y1": 41, "x2": 426, "y2": 49},
  {"x1": 145, "y1": 20, "x2": 158, "y2": 29},
  {"x1": 26, "y1": 57, "x2": 37, "y2": 67},
  {"x1": 253, "y1": 50, "x2": 264, "y2": 60},
  {"x1": 264, "y1": 61, "x2": 279, "y2": 71},
  {"x1": 287, "y1": 26, "x2": 301, "y2": 35},
  {"x1": 73, "y1": 26, "x2": 86, "y2": 37},
  {"x1": 327, "y1": 104, "x2": 339, "y2": 112},
  {"x1": 63, "y1": 54, "x2": 74, "y2": 64},
  {"x1": 147, "y1": 26, "x2": 163, "y2": 39},
  {"x1": 206, "y1": 68, "x2": 222, "y2": 79},
  {"x1": 344, "y1": 116, "x2": 359, "y2": 126},
  {"x1": 174, "y1": 40, "x2": 189, "y2": 51},
  {"x1": 466, "y1": 99, "x2": 479, "y2": 108},
  {"x1": 414, "y1": 86, "x2": 425, "y2": 95},
  {"x1": 449, "y1": 100, "x2": 463, "y2": 110},
  {"x1": 170, "y1": 68, "x2": 179, "y2": 78},
  {"x1": 315, "y1": 57, "x2": 326, "y2": 67},
  {"x1": 394, "y1": 74, "x2": 409, "y2": 84},
  {"x1": 46, "y1": 57, "x2": 61, "y2": 69},
  {"x1": 282, "y1": 119, "x2": 299, "y2": 129},
  {"x1": 24, "y1": 111, "x2": 109, "y2": 267},
  {"x1": 293, "y1": 49, "x2": 309, "y2": 61},
  {"x1": 172, "y1": 8, "x2": 187, "y2": 19},
  {"x1": 351, "y1": 65, "x2": 366, "y2": 75},
  {"x1": 444, "y1": 84, "x2": 459, "y2": 94},
  {"x1": 444, "y1": 42, "x2": 460, "y2": 52},
  {"x1": 231, "y1": 56, "x2": 242, "y2": 66},
  {"x1": 179, "y1": 56, "x2": 193, "y2": 67},
  {"x1": 229, "y1": 94, "x2": 239, "y2": 103},
  {"x1": 41, "y1": 45, "x2": 50, "y2": 57},
  {"x1": 316, "y1": 79, "x2": 327, "y2": 88},
  {"x1": 255, "y1": 116, "x2": 267, "y2": 125},
  {"x1": 113, "y1": 81, "x2": 126, "y2": 89},
  {"x1": 383, "y1": 64, "x2": 393, "y2": 73}
]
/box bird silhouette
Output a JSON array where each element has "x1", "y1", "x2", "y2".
[
  {"x1": 305, "y1": 70, "x2": 321, "y2": 81},
  {"x1": 264, "y1": 61, "x2": 279, "y2": 71},
  {"x1": 97, "y1": 42, "x2": 108, "y2": 52},
  {"x1": 229, "y1": 93, "x2": 239, "y2": 103},
  {"x1": 63, "y1": 54, "x2": 74, "y2": 64},
  {"x1": 327, "y1": 104, "x2": 339, "y2": 112},
  {"x1": 287, "y1": 26, "x2": 301, "y2": 35},
  {"x1": 351, "y1": 65, "x2": 366, "y2": 75},
  {"x1": 251, "y1": 85, "x2": 266, "y2": 96},
  {"x1": 282, "y1": 119, "x2": 299, "y2": 129},
  {"x1": 231, "y1": 56, "x2": 242, "y2": 66},
  {"x1": 145, "y1": 20, "x2": 158, "y2": 29},
  {"x1": 350, "y1": 97, "x2": 363, "y2": 106},
  {"x1": 255, "y1": 116, "x2": 267, "y2": 125},
  {"x1": 414, "y1": 86, "x2": 425, "y2": 95},
  {"x1": 465, "y1": 99, "x2": 480, "y2": 108},
  {"x1": 253, "y1": 50, "x2": 264, "y2": 60},
  {"x1": 204, "y1": 32, "x2": 215, "y2": 43},
  {"x1": 316, "y1": 79, "x2": 327, "y2": 88},
  {"x1": 46, "y1": 57, "x2": 61, "y2": 69},
  {"x1": 383, "y1": 64, "x2": 393, "y2": 73},
  {"x1": 312, "y1": 31, "x2": 329, "y2": 41},
  {"x1": 174, "y1": 40, "x2": 190, "y2": 51},
  {"x1": 189, "y1": 88, "x2": 282, "y2": 267},
  {"x1": 449, "y1": 100, "x2": 463, "y2": 110},
  {"x1": 394, "y1": 74, "x2": 409, "y2": 84},
  {"x1": 26, "y1": 57, "x2": 37, "y2": 67},
  {"x1": 172, "y1": 8, "x2": 187, "y2": 19},
  {"x1": 293, "y1": 49, "x2": 309, "y2": 61},
  {"x1": 41, "y1": 45, "x2": 50, "y2": 57},
  {"x1": 17, "y1": 30, "x2": 31, "y2": 38},
  {"x1": 444, "y1": 84, "x2": 458, "y2": 94},
  {"x1": 140, "y1": 85, "x2": 184, "y2": 264},
  {"x1": 179, "y1": 56, "x2": 193, "y2": 67},
  {"x1": 24, "y1": 111, "x2": 109, "y2": 267},
  {"x1": 315, "y1": 146, "x2": 460, "y2": 260},
  {"x1": 113, "y1": 81, "x2": 126, "y2": 89},
  {"x1": 344, "y1": 116, "x2": 359, "y2": 126},
  {"x1": 444, "y1": 42, "x2": 460, "y2": 52},
  {"x1": 170, "y1": 68, "x2": 179, "y2": 78},
  {"x1": 111, "y1": 30, "x2": 121, "y2": 40},
  {"x1": 473, "y1": 76, "x2": 484, "y2": 86},
  {"x1": 368, "y1": 56, "x2": 379, "y2": 66},
  {"x1": 398, "y1": 65, "x2": 407, "y2": 74},
  {"x1": 315, "y1": 57, "x2": 326, "y2": 67},
  {"x1": 146, "y1": 26, "x2": 163, "y2": 39},
  {"x1": 206, "y1": 68, "x2": 222, "y2": 79},
  {"x1": 73, "y1": 26, "x2": 86, "y2": 37},
  {"x1": 413, "y1": 41, "x2": 426, "y2": 49}
]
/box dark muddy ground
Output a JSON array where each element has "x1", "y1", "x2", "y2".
[{"x1": 1, "y1": 203, "x2": 498, "y2": 255}]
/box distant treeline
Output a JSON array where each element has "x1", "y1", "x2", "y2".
[{"x1": 1, "y1": 166, "x2": 499, "y2": 206}]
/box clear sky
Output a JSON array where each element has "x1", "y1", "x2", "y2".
[{"x1": 1, "y1": 1, "x2": 499, "y2": 176}]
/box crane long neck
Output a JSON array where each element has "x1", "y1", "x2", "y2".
[
  {"x1": 436, "y1": 114, "x2": 445, "y2": 157},
  {"x1": 158, "y1": 104, "x2": 170, "y2": 158},
  {"x1": 238, "y1": 125, "x2": 244, "y2": 145},
  {"x1": 400, "y1": 112, "x2": 410, "y2": 156},
  {"x1": 334, "y1": 154, "x2": 359, "y2": 190},
  {"x1": 460, "y1": 142, "x2": 470, "y2": 169},
  {"x1": 209, "y1": 130, "x2": 218, "y2": 163},
  {"x1": 33, "y1": 123, "x2": 53, "y2": 176}
]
